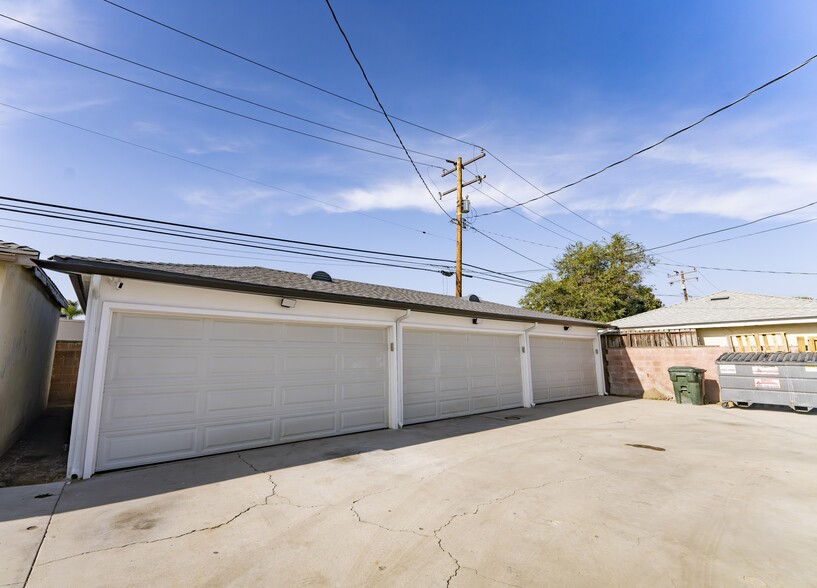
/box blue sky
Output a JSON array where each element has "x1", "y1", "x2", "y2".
[{"x1": 1, "y1": 0, "x2": 816, "y2": 306}]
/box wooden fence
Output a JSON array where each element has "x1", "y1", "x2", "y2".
[{"x1": 603, "y1": 330, "x2": 699, "y2": 349}]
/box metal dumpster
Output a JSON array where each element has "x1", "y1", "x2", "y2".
[{"x1": 716, "y1": 352, "x2": 817, "y2": 413}]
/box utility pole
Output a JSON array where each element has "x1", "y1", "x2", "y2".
[
  {"x1": 668, "y1": 268, "x2": 699, "y2": 302},
  {"x1": 440, "y1": 152, "x2": 485, "y2": 296}
]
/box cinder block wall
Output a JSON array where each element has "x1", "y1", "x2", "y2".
[
  {"x1": 48, "y1": 341, "x2": 83, "y2": 406},
  {"x1": 606, "y1": 346, "x2": 729, "y2": 403}
]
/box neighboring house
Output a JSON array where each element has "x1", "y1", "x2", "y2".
[
  {"x1": 611, "y1": 291, "x2": 817, "y2": 352},
  {"x1": 37, "y1": 256, "x2": 608, "y2": 479},
  {"x1": 0, "y1": 241, "x2": 68, "y2": 455}
]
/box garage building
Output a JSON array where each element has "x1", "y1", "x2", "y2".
[{"x1": 38, "y1": 257, "x2": 606, "y2": 479}]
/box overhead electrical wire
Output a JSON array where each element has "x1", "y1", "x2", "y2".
[
  {"x1": 470, "y1": 227, "x2": 555, "y2": 271},
  {"x1": 100, "y1": 0, "x2": 483, "y2": 149},
  {"x1": 0, "y1": 195, "x2": 534, "y2": 285},
  {"x1": 322, "y1": 0, "x2": 451, "y2": 219},
  {"x1": 0, "y1": 36, "x2": 445, "y2": 169},
  {"x1": 477, "y1": 51, "x2": 817, "y2": 218},
  {"x1": 0, "y1": 12, "x2": 447, "y2": 162},
  {"x1": 645, "y1": 199, "x2": 817, "y2": 252},
  {"x1": 655, "y1": 262, "x2": 817, "y2": 277},
  {"x1": 0, "y1": 102, "x2": 452, "y2": 242}
]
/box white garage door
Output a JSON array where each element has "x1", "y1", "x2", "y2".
[
  {"x1": 530, "y1": 336, "x2": 598, "y2": 403},
  {"x1": 96, "y1": 312, "x2": 389, "y2": 471},
  {"x1": 402, "y1": 329, "x2": 523, "y2": 424}
]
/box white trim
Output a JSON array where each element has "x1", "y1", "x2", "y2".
[
  {"x1": 528, "y1": 331, "x2": 598, "y2": 341},
  {"x1": 594, "y1": 334, "x2": 606, "y2": 396},
  {"x1": 82, "y1": 300, "x2": 115, "y2": 479},
  {"x1": 393, "y1": 310, "x2": 411, "y2": 428},
  {"x1": 402, "y1": 321, "x2": 524, "y2": 336},
  {"x1": 66, "y1": 275, "x2": 100, "y2": 479},
  {"x1": 618, "y1": 317, "x2": 817, "y2": 331},
  {"x1": 99, "y1": 301, "x2": 396, "y2": 328},
  {"x1": 521, "y1": 324, "x2": 536, "y2": 407}
]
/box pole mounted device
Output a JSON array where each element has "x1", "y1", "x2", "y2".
[
  {"x1": 440, "y1": 151, "x2": 486, "y2": 297},
  {"x1": 668, "y1": 268, "x2": 699, "y2": 302}
]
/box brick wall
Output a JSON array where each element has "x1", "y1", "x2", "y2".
[
  {"x1": 48, "y1": 340, "x2": 82, "y2": 406},
  {"x1": 605, "y1": 346, "x2": 730, "y2": 403}
]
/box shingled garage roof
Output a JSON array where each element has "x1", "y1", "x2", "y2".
[
  {"x1": 0, "y1": 240, "x2": 40, "y2": 256},
  {"x1": 36, "y1": 256, "x2": 607, "y2": 328},
  {"x1": 612, "y1": 290, "x2": 817, "y2": 329}
]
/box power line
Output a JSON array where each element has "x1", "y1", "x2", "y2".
[
  {"x1": 657, "y1": 262, "x2": 817, "y2": 276},
  {"x1": 476, "y1": 51, "x2": 817, "y2": 218},
  {"x1": 0, "y1": 195, "x2": 532, "y2": 284},
  {"x1": 473, "y1": 230, "x2": 562, "y2": 250},
  {"x1": 469, "y1": 185, "x2": 575, "y2": 242},
  {"x1": 0, "y1": 12, "x2": 447, "y2": 162},
  {"x1": 480, "y1": 150, "x2": 612, "y2": 233},
  {"x1": 659, "y1": 215, "x2": 817, "y2": 254},
  {"x1": 322, "y1": 0, "x2": 450, "y2": 219},
  {"x1": 0, "y1": 36, "x2": 445, "y2": 169},
  {"x1": 100, "y1": 0, "x2": 482, "y2": 149},
  {"x1": 470, "y1": 227, "x2": 555, "y2": 271},
  {"x1": 0, "y1": 101, "x2": 451, "y2": 241},
  {"x1": 645, "y1": 200, "x2": 817, "y2": 252}
]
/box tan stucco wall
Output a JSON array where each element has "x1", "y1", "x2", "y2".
[
  {"x1": 699, "y1": 324, "x2": 817, "y2": 350},
  {"x1": 0, "y1": 263, "x2": 60, "y2": 455}
]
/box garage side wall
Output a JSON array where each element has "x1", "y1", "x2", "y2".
[{"x1": 0, "y1": 263, "x2": 60, "y2": 455}]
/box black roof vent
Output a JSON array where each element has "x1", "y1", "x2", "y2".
[
  {"x1": 311, "y1": 271, "x2": 333, "y2": 282},
  {"x1": 710, "y1": 296, "x2": 730, "y2": 301},
  {"x1": 468, "y1": 294, "x2": 480, "y2": 302}
]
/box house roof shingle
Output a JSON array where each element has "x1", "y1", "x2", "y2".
[
  {"x1": 611, "y1": 290, "x2": 817, "y2": 329},
  {"x1": 38, "y1": 256, "x2": 608, "y2": 327},
  {"x1": 0, "y1": 240, "x2": 39, "y2": 256}
]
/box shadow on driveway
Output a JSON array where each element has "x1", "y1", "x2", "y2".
[{"x1": 0, "y1": 395, "x2": 635, "y2": 523}]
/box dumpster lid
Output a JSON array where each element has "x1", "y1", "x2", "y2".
[
  {"x1": 716, "y1": 352, "x2": 817, "y2": 364},
  {"x1": 667, "y1": 366, "x2": 707, "y2": 372}
]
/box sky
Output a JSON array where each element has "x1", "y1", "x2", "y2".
[{"x1": 0, "y1": 0, "x2": 816, "y2": 308}]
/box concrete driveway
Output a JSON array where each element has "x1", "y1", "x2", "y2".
[{"x1": 3, "y1": 397, "x2": 815, "y2": 587}]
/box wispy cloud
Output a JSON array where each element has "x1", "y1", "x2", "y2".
[{"x1": 179, "y1": 187, "x2": 275, "y2": 215}]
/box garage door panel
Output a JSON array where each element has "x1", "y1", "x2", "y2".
[
  {"x1": 439, "y1": 376, "x2": 469, "y2": 393},
  {"x1": 96, "y1": 313, "x2": 389, "y2": 471},
  {"x1": 283, "y1": 354, "x2": 336, "y2": 374},
  {"x1": 107, "y1": 352, "x2": 201, "y2": 383},
  {"x1": 403, "y1": 329, "x2": 523, "y2": 424},
  {"x1": 440, "y1": 397, "x2": 470, "y2": 416},
  {"x1": 472, "y1": 395, "x2": 500, "y2": 411},
  {"x1": 112, "y1": 314, "x2": 205, "y2": 341},
  {"x1": 340, "y1": 407, "x2": 387, "y2": 431},
  {"x1": 210, "y1": 319, "x2": 280, "y2": 343},
  {"x1": 340, "y1": 381, "x2": 387, "y2": 401},
  {"x1": 403, "y1": 401, "x2": 437, "y2": 421},
  {"x1": 104, "y1": 391, "x2": 198, "y2": 425},
  {"x1": 281, "y1": 383, "x2": 336, "y2": 406},
  {"x1": 203, "y1": 420, "x2": 275, "y2": 452},
  {"x1": 279, "y1": 412, "x2": 337, "y2": 441},
  {"x1": 99, "y1": 428, "x2": 197, "y2": 469},
  {"x1": 204, "y1": 386, "x2": 275, "y2": 414},
  {"x1": 530, "y1": 336, "x2": 597, "y2": 404},
  {"x1": 208, "y1": 353, "x2": 279, "y2": 377}
]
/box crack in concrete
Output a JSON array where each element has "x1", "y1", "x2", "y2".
[
  {"x1": 431, "y1": 474, "x2": 604, "y2": 587},
  {"x1": 556, "y1": 436, "x2": 585, "y2": 461},
  {"x1": 37, "y1": 457, "x2": 284, "y2": 568},
  {"x1": 460, "y1": 567, "x2": 522, "y2": 588}
]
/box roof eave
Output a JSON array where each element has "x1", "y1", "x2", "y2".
[{"x1": 36, "y1": 257, "x2": 608, "y2": 328}]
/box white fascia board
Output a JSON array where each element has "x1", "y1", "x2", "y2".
[{"x1": 620, "y1": 317, "x2": 817, "y2": 331}]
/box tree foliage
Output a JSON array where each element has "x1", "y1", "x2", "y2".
[
  {"x1": 61, "y1": 300, "x2": 84, "y2": 320},
  {"x1": 519, "y1": 234, "x2": 662, "y2": 323}
]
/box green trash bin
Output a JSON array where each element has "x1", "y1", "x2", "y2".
[{"x1": 668, "y1": 366, "x2": 706, "y2": 405}]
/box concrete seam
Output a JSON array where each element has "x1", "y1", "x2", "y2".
[{"x1": 23, "y1": 481, "x2": 66, "y2": 587}]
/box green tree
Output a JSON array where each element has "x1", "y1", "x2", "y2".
[
  {"x1": 61, "y1": 300, "x2": 84, "y2": 320},
  {"x1": 519, "y1": 234, "x2": 662, "y2": 323}
]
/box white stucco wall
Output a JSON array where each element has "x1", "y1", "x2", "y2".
[
  {"x1": 56, "y1": 318, "x2": 85, "y2": 341},
  {"x1": 67, "y1": 275, "x2": 603, "y2": 478},
  {"x1": 0, "y1": 263, "x2": 61, "y2": 455}
]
